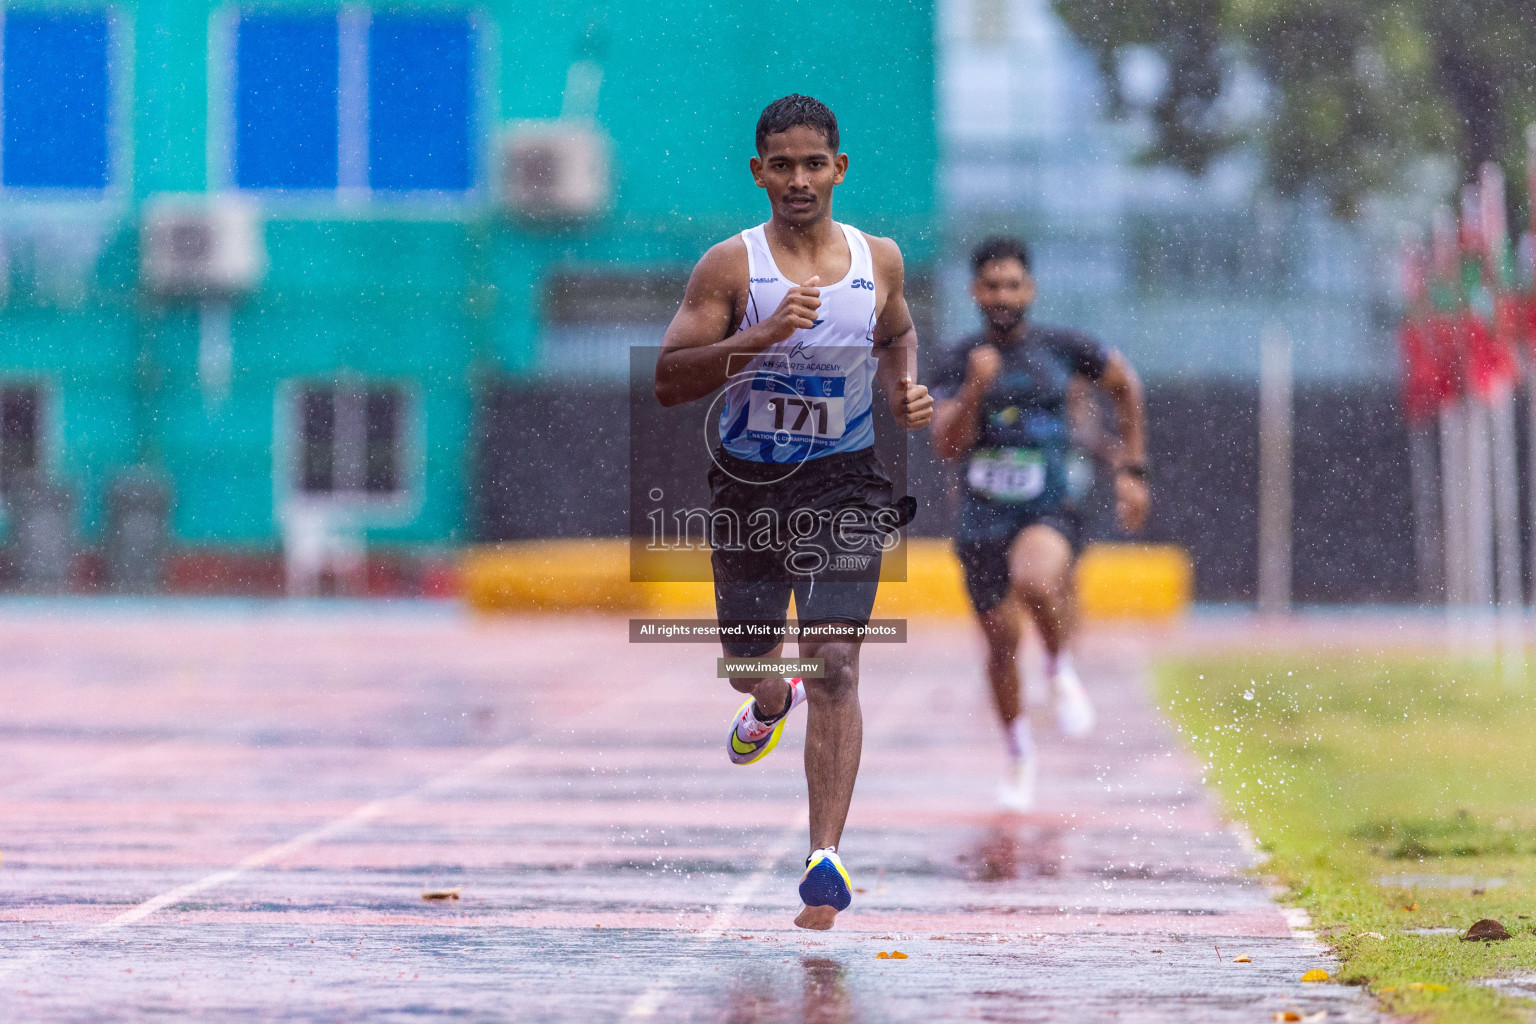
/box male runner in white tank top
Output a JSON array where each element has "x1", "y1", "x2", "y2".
[{"x1": 655, "y1": 95, "x2": 933, "y2": 930}]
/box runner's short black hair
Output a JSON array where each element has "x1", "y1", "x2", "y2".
[
  {"x1": 756, "y1": 94, "x2": 840, "y2": 154},
  {"x1": 971, "y1": 236, "x2": 1032, "y2": 276}
]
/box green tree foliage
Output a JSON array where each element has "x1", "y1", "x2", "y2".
[{"x1": 1053, "y1": 0, "x2": 1536, "y2": 215}]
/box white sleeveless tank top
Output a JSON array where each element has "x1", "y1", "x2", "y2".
[{"x1": 717, "y1": 222, "x2": 878, "y2": 463}]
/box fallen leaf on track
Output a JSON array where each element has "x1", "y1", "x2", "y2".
[
  {"x1": 1273, "y1": 1013, "x2": 1300, "y2": 1022},
  {"x1": 1301, "y1": 968, "x2": 1329, "y2": 982},
  {"x1": 421, "y1": 888, "x2": 462, "y2": 901},
  {"x1": 1233, "y1": 955, "x2": 1252, "y2": 963}
]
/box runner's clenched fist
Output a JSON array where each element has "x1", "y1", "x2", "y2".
[
  {"x1": 893, "y1": 376, "x2": 933, "y2": 430},
  {"x1": 965, "y1": 344, "x2": 1002, "y2": 391},
  {"x1": 761, "y1": 275, "x2": 823, "y2": 344}
]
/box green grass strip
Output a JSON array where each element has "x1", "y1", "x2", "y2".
[{"x1": 1156, "y1": 651, "x2": 1536, "y2": 1023}]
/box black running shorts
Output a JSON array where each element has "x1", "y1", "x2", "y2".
[
  {"x1": 954, "y1": 507, "x2": 1085, "y2": 616},
  {"x1": 709, "y1": 446, "x2": 894, "y2": 658}
]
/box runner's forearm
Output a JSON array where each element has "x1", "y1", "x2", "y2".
[
  {"x1": 1104, "y1": 363, "x2": 1146, "y2": 468},
  {"x1": 932, "y1": 380, "x2": 986, "y2": 458},
  {"x1": 654, "y1": 321, "x2": 793, "y2": 406},
  {"x1": 874, "y1": 326, "x2": 917, "y2": 400}
]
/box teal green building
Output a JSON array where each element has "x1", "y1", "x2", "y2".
[{"x1": 0, "y1": 1, "x2": 936, "y2": 587}]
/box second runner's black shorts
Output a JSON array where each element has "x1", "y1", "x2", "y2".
[
  {"x1": 954, "y1": 503, "x2": 1086, "y2": 616},
  {"x1": 709, "y1": 446, "x2": 895, "y2": 658}
]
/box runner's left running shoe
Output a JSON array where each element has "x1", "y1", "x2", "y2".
[
  {"x1": 727, "y1": 679, "x2": 806, "y2": 765},
  {"x1": 1053, "y1": 661, "x2": 1096, "y2": 739},
  {"x1": 795, "y1": 847, "x2": 852, "y2": 930},
  {"x1": 998, "y1": 750, "x2": 1037, "y2": 811}
]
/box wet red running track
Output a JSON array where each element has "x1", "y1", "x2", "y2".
[{"x1": 0, "y1": 603, "x2": 1379, "y2": 1021}]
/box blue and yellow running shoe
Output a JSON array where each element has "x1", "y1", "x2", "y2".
[
  {"x1": 795, "y1": 847, "x2": 852, "y2": 930},
  {"x1": 727, "y1": 679, "x2": 806, "y2": 765}
]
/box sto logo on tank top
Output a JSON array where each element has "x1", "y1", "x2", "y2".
[{"x1": 717, "y1": 222, "x2": 879, "y2": 463}]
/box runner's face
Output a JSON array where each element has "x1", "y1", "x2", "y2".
[
  {"x1": 751, "y1": 126, "x2": 847, "y2": 226},
  {"x1": 971, "y1": 258, "x2": 1036, "y2": 334}
]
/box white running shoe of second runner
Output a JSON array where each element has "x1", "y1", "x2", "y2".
[
  {"x1": 1054, "y1": 663, "x2": 1096, "y2": 739},
  {"x1": 997, "y1": 752, "x2": 1037, "y2": 811}
]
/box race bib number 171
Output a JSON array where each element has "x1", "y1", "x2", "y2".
[{"x1": 745, "y1": 374, "x2": 847, "y2": 448}]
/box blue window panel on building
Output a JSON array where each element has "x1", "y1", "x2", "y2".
[
  {"x1": 369, "y1": 15, "x2": 473, "y2": 192},
  {"x1": 2, "y1": 11, "x2": 111, "y2": 189},
  {"x1": 235, "y1": 14, "x2": 339, "y2": 190}
]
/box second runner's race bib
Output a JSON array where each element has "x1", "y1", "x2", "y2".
[{"x1": 967, "y1": 447, "x2": 1046, "y2": 502}]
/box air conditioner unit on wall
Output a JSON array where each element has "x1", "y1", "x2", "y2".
[
  {"x1": 500, "y1": 123, "x2": 611, "y2": 223},
  {"x1": 140, "y1": 195, "x2": 266, "y2": 299}
]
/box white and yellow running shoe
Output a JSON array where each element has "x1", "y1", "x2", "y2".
[{"x1": 727, "y1": 678, "x2": 806, "y2": 765}]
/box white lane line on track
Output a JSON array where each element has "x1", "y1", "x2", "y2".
[
  {"x1": 624, "y1": 809, "x2": 809, "y2": 1019},
  {"x1": 0, "y1": 742, "x2": 529, "y2": 975},
  {"x1": 85, "y1": 743, "x2": 528, "y2": 937}
]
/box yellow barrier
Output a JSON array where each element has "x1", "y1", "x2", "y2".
[
  {"x1": 461, "y1": 540, "x2": 647, "y2": 612},
  {"x1": 463, "y1": 538, "x2": 1191, "y2": 621},
  {"x1": 1075, "y1": 543, "x2": 1193, "y2": 620}
]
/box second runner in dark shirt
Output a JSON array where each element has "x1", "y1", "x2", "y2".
[{"x1": 929, "y1": 324, "x2": 1109, "y2": 543}]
